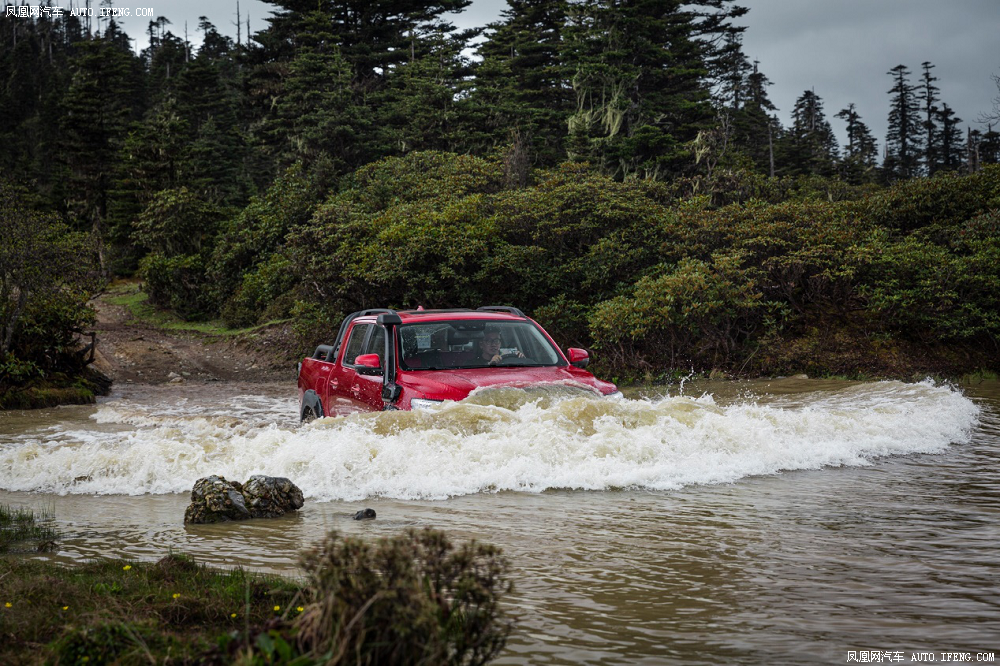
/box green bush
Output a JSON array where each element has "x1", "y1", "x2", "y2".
[
  {"x1": 221, "y1": 254, "x2": 298, "y2": 328},
  {"x1": 0, "y1": 180, "x2": 100, "y2": 389},
  {"x1": 590, "y1": 253, "x2": 768, "y2": 369},
  {"x1": 294, "y1": 529, "x2": 513, "y2": 666},
  {"x1": 49, "y1": 622, "x2": 149, "y2": 665},
  {"x1": 140, "y1": 252, "x2": 214, "y2": 320},
  {"x1": 132, "y1": 187, "x2": 232, "y2": 257},
  {"x1": 859, "y1": 233, "x2": 1000, "y2": 343},
  {"x1": 211, "y1": 160, "x2": 335, "y2": 311},
  {"x1": 846, "y1": 164, "x2": 1000, "y2": 234}
]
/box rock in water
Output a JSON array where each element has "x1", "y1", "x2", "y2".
[
  {"x1": 353, "y1": 508, "x2": 376, "y2": 521},
  {"x1": 243, "y1": 475, "x2": 305, "y2": 518},
  {"x1": 183, "y1": 475, "x2": 304, "y2": 524},
  {"x1": 183, "y1": 475, "x2": 250, "y2": 524}
]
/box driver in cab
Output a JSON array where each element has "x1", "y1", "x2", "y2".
[{"x1": 478, "y1": 330, "x2": 526, "y2": 365}]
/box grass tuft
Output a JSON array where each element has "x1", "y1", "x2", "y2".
[{"x1": 0, "y1": 504, "x2": 58, "y2": 553}]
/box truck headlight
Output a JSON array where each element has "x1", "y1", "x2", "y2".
[{"x1": 410, "y1": 398, "x2": 444, "y2": 410}]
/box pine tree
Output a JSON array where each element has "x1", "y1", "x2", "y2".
[
  {"x1": 561, "y1": 0, "x2": 744, "y2": 180},
  {"x1": 835, "y1": 103, "x2": 878, "y2": 184},
  {"x1": 919, "y1": 61, "x2": 940, "y2": 175},
  {"x1": 142, "y1": 19, "x2": 188, "y2": 95},
  {"x1": 263, "y1": 11, "x2": 372, "y2": 170},
  {"x1": 378, "y1": 35, "x2": 472, "y2": 155},
  {"x1": 934, "y1": 103, "x2": 963, "y2": 173},
  {"x1": 729, "y1": 58, "x2": 778, "y2": 175},
  {"x1": 59, "y1": 35, "x2": 143, "y2": 271},
  {"x1": 106, "y1": 98, "x2": 189, "y2": 271},
  {"x1": 778, "y1": 89, "x2": 838, "y2": 177},
  {"x1": 980, "y1": 125, "x2": 1000, "y2": 165},
  {"x1": 173, "y1": 20, "x2": 245, "y2": 202},
  {"x1": 884, "y1": 64, "x2": 923, "y2": 181},
  {"x1": 470, "y1": 0, "x2": 572, "y2": 164},
  {"x1": 245, "y1": 1, "x2": 475, "y2": 176},
  {"x1": 710, "y1": 30, "x2": 752, "y2": 111}
]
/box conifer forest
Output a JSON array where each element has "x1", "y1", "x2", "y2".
[{"x1": 2, "y1": 0, "x2": 1000, "y2": 396}]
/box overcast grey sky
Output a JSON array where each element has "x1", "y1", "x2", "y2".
[{"x1": 111, "y1": 0, "x2": 1000, "y2": 149}]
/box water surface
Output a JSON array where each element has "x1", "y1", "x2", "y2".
[{"x1": 1, "y1": 378, "x2": 997, "y2": 664}]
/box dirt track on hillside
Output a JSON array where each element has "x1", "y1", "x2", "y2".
[{"x1": 90, "y1": 298, "x2": 297, "y2": 387}]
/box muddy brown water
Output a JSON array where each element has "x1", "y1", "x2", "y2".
[{"x1": 1, "y1": 378, "x2": 998, "y2": 664}]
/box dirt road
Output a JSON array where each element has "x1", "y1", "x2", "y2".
[{"x1": 91, "y1": 297, "x2": 297, "y2": 386}]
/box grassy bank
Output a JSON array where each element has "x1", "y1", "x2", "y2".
[
  {"x1": 104, "y1": 280, "x2": 290, "y2": 338},
  {"x1": 0, "y1": 368, "x2": 112, "y2": 411},
  {"x1": 0, "y1": 554, "x2": 303, "y2": 664},
  {"x1": 0, "y1": 506, "x2": 514, "y2": 665}
]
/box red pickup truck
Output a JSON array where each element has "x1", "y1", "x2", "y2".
[{"x1": 297, "y1": 306, "x2": 620, "y2": 416}]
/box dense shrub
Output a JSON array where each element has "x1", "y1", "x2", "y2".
[
  {"x1": 590, "y1": 253, "x2": 768, "y2": 369},
  {"x1": 211, "y1": 160, "x2": 335, "y2": 323},
  {"x1": 220, "y1": 253, "x2": 298, "y2": 328},
  {"x1": 294, "y1": 529, "x2": 513, "y2": 666},
  {"x1": 136, "y1": 149, "x2": 1000, "y2": 377},
  {"x1": 140, "y1": 252, "x2": 214, "y2": 319},
  {"x1": 0, "y1": 181, "x2": 100, "y2": 389},
  {"x1": 132, "y1": 187, "x2": 232, "y2": 257},
  {"x1": 845, "y1": 164, "x2": 1000, "y2": 234}
]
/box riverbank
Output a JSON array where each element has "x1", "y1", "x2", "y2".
[
  {"x1": 0, "y1": 283, "x2": 300, "y2": 411},
  {"x1": 0, "y1": 551, "x2": 304, "y2": 664},
  {"x1": 0, "y1": 518, "x2": 512, "y2": 665}
]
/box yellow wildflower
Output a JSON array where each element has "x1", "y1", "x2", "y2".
[
  {"x1": 63, "y1": 606, "x2": 69, "y2": 611},
  {"x1": 172, "y1": 593, "x2": 180, "y2": 600},
  {"x1": 297, "y1": 606, "x2": 304, "y2": 612},
  {"x1": 231, "y1": 613, "x2": 237, "y2": 618},
  {"x1": 273, "y1": 605, "x2": 280, "y2": 612},
  {"x1": 4, "y1": 602, "x2": 10, "y2": 608},
  {"x1": 123, "y1": 565, "x2": 132, "y2": 571}
]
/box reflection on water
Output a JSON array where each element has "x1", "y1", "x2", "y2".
[{"x1": 1, "y1": 379, "x2": 998, "y2": 664}]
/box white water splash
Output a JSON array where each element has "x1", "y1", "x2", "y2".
[{"x1": 0, "y1": 381, "x2": 979, "y2": 500}]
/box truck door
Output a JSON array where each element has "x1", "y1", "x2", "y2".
[
  {"x1": 327, "y1": 323, "x2": 372, "y2": 413},
  {"x1": 355, "y1": 324, "x2": 387, "y2": 411}
]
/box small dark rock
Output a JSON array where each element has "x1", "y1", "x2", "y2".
[{"x1": 353, "y1": 508, "x2": 376, "y2": 521}]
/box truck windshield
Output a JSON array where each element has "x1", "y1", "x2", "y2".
[{"x1": 398, "y1": 320, "x2": 564, "y2": 371}]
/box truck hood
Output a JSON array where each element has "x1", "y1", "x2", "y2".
[{"x1": 397, "y1": 365, "x2": 616, "y2": 403}]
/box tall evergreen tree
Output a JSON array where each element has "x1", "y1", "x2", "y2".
[
  {"x1": 980, "y1": 125, "x2": 1000, "y2": 165},
  {"x1": 778, "y1": 89, "x2": 838, "y2": 177},
  {"x1": 562, "y1": 0, "x2": 745, "y2": 180},
  {"x1": 934, "y1": 103, "x2": 963, "y2": 173},
  {"x1": 884, "y1": 64, "x2": 922, "y2": 181},
  {"x1": 710, "y1": 30, "x2": 752, "y2": 111},
  {"x1": 733, "y1": 59, "x2": 778, "y2": 175},
  {"x1": 470, "y1": 0, "x2": 572, "y2": 164},
  {"x1": 835, "y1": 103, "x2": 879, "y2": 184},
  {"x1": 378, "y1": 35, "x2": 473, "y2": 155},
  {"x1": 919, "y1": 61, "x2": 940, "y2": 175},
  {"x1": 261, "y1": 10, "x2": 372, "y2": 170},
  {"x1": 246, "y1": 0, "x2": 475, "y2": 176},
  {"x1": 59, "y1": 35, "x2": 143, "y2": 271}
]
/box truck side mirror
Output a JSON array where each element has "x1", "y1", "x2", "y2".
[
  {"x1": 355, "y1": 353, "x2": 382, "y2": 375},
  {"x1": 567, "y1": 348, "x2": 589, "y2": 369}
]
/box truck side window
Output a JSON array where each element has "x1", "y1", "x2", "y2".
[
  {"x1": 364, "y1": 325, "x2": 386, "y2": 364},
  {"x1": 343, "y1": 324, "x2": 371, "y2": 366}
]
